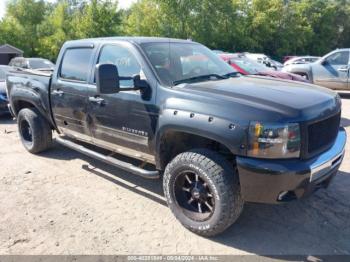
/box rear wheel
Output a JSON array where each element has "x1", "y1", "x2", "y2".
[
  {"x1": 17, "y1": 108, "x2": 52, "y2": 153},
  {"x1": 163, "y1": 149, "x2": 244, "y2": 237}
]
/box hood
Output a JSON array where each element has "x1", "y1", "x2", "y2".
[{"x1": 174, "y1": 76, "x2": 340, "y2": 124}]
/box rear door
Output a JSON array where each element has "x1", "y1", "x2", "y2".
[
  {"x1": 313, "y1": 50, "x2": 349, "y2": 90},
  {"x1": 86, "y1": 42, "x2": 158, "y2": 162},
  {"x1": 51, "y1": 46, "x2": 96, "y2": 142}
]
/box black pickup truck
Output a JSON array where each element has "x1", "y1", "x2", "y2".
[{"x1": 6, "y1": 37, "x2": 346, "y2": 236}]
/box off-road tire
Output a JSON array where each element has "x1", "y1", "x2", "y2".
[
  {"x1": 163, "y1": 149, "x2": 244, "y2": 237},
  {"x1": 17, "y1": 108, "x2": 52, "y2": 154}
]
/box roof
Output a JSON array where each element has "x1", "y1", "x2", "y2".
[
  {"x1": 0, "y1": 44, "x2": 23, "y2": 54},
  {"x1": 65, "y1": 36, "x2": 196, "y2": 46}
]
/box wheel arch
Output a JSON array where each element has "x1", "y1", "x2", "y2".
[
  {"x1": 12, "y1": 98, "x2": 55, "y2": 130},
  {"x1": 155, "y1": 126, "x2": 238, "y2": 171},
  {"x1": 286, "y1": 65, "x2": 313, "y2": 82}
]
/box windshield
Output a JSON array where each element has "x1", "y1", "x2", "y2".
[
  {"x1": 231, "y1": 56, "x2": 268, "y2": 74},
  {"x1": 141, "y1": 42, "x2": 237, "y2": 86},
  {"x1": 29, "y1": 59, "x2": 55, "y2": 69}
]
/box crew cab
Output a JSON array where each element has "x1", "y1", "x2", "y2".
[{"x1": 6, "y1": 37, "x2": 346, "y2": 236}]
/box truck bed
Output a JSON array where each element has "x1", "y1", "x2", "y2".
[{"x1": 6, "y1": 68, "x2": 55, "y2": 127}]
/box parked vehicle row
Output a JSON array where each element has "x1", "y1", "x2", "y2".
[
  {"x1": 218, "y1": 53, "x2": 309, "y2": 83},
  {"x1": 216, "y1": 49, "x2": 349, "y2": 90},
  {"x1": 5, "y1": 37, "x2": 346, "y2": 237}
]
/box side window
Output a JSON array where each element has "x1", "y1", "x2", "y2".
[
  {"x1": 325, "y1": 51, "x2": 349, "y2": 66},
  {"x1": 98, "y1": 45, "x2": 141, "y2": 87},
  {"x1": 60, "y1": 48, "x2": 93, "y2": 81}
]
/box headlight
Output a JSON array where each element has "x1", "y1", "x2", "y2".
[{"x1": 247, "y1": 122, "x2": 300, "y2": 159}]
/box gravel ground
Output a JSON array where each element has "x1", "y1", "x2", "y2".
[{"x1": 0, "y1": 95, "x2": 350, "y2": 256}]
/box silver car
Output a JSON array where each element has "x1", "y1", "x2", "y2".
[{"x1": 282, "y1": 49, "x2": 349, "y2": 90}]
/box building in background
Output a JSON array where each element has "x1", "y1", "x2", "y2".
[{"x1": 0, "y1": 44, "x2": 23, "y2": 65}]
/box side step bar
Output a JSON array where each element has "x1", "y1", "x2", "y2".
[{"x1": 55, "y1": 137, "x2": 160, "y2": 179}]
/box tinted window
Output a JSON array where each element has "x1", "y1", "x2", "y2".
[
  {"x1": 60, "y1": 48, "x2": 93, "y2": 81},
  {"x1": 98, "y1": 45, "x2": 141, "y2": 87},
  {"x1": 326, "y1": 51, "x2": 349, "y2": 66}
]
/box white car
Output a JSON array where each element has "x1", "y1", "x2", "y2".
[
  {"x1": 284, "y1": 56, "x2": 320, "y2": 66},
  {"x1": 244, "y1": 53, "x2": 269, "y2": 64},
  {"x1": 244, "y1": 53, "x2": 282, "y2": 70}
]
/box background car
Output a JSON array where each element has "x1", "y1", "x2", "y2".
[
  {"x1": 0, "y1": 65, "x2": 12, "y2": 115},
  {"x1": 284, "y1": 56, "x2": 321, "y2": 66},
  {"x1": 283, "y1": 56, "x2": 298, "y2": 63},
  {"x1": 267, "y1": 58, "x2": 283, "y2": 70},
  {"x1": 244, "y1": 53, "x2": 282, "y2": 70},
  {"x1": 8, "y1": 57, "x2": 55, "y2": 70},
  {"x1": 219, "y1": 53, "x2": 310, "y2": 83},
  {"x1": 283, "y1": 48, "x2": 349, "y2": 89}
]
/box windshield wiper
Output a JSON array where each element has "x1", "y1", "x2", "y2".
[{"x1": 173, "y1": 74, "x2": 228, "y2": 86}]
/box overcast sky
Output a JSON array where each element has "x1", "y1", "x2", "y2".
[{"x1": 0, "y1": 0, "x2": 137, "y2": 19}]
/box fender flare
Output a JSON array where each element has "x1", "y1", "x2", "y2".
[
  {"x1": 10, "y1": 89, "x2": 56, "y2": 129},
  {"x1": 154, "y1": 108, "x2": 248, "y2": 169}
]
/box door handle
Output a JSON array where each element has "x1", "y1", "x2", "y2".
[
  {"x1": 337, "y1": 67, "x2": 349, "y2": 72},
  {"x1": 52, "y1": 89, "x2": 64, "y2": 96},
  {"x1": 89, "y1": 96, "x2": 105, "y2": 106}
]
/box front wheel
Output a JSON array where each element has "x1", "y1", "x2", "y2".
[{"x1": 163, "y1": 149, "x2": 244, "y2": 237}]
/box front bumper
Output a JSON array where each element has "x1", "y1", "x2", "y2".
[{"x1": 237, "y1": 127, "x2": 346, "y2": 204}]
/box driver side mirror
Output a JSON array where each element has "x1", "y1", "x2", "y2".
[
  {"x1": 133, "y1": 74, "x2": 149, "y2": 89},
  {"x1": 96, "y1": 63, "x2": 120, "y2": 94}
]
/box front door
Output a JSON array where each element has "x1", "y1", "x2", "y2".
[
  {"x1": 86, "y1": 43, "x2": 158, "y2": 163},
  {"x1": 51, "y1": 46, "x2": 95, "y2": 142},
  {"x1": 313, "y1": 50, "x2": 350, "y2": 90}
]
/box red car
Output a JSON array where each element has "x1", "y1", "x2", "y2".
[
  {"x1": 219, "y1": 53, "x2": 309, "y2": 83},
  {"x1": 283, "y1": 55, "x2": 298, "y2": 63}
]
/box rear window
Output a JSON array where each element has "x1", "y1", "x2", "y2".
[
  {"x1": 29, "y1": 59, "x2": 54, "y2": 69},
  {"x1": 60, "y1": 48, "x2": 93, "y2": 81}
]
